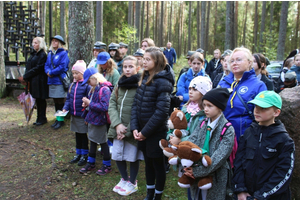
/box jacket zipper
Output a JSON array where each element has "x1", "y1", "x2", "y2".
[
  {"x1": 73, "y1": 82, "x2": 78, "y2": 115},
  {"x1": 119, "y1": 89, "x2": 128, "y2": 119}
]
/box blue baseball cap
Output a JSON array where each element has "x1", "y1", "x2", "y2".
[
  {"x1": 50, "y1": 35, "x2": 65, "y2": 45},
  {"x1": 96, "y1": 52, "x2": 110, "y2": 65},
  {"x1": 82, "y1": 67, "x2": 98, "y2": 85}
]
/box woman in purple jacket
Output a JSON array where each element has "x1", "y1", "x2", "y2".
[{"x1": 80, "y1": 68, "x2": 113, "y2": 176}]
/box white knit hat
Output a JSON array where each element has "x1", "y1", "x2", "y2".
[
  {"x1": 72, "y1": 60, "x2": 86, "y2": 74},
  {"x1": 189, "y1": 76, "x2": 212, "y2": 95}
]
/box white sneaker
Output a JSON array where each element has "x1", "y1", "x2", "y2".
[
  {"x1": 117, "y1": 181, "x2": 138, "y2": 196},
  {"x1": 113, "y1": 178, "x2": 127, "y2": 193}
]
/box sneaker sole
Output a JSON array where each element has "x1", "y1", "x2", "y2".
[
  {"x1": 96, "y1": 170, "x2": 112, "y2": 176},
  {"x1": 118, "y1": 188, "x2": 138, "y2": 196}
]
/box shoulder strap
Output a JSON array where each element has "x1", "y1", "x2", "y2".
[
  {"x1": 200, "y1": 118, "x2": 208, "y2": 128},
  {"x1": 236, "y1": 90, "x2": 255, "y2": 120},
  {"x1": 220, "y1": 122, "x2": 232, "y2": 140}
]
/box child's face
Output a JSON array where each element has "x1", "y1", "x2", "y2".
[
  {"x1": 88, "y1": 77, "x2": 97, "y2": 87},
  {"x1": 143, "y1": 52, "x2": 155, "y2": 73},
  {"x1": 72, "y1": 70, "x2": 83, "y2": 82},
  {"x1": 123, "y1": 60, "x2": 139, "y2": 77},
  {"x1": 135, "y1": 56, "x2": 143, "y2": 68},
  {"x1": 222, "y1": 55, "x2": 230, "y2": 71},
  {"x1": 254, "y1": 106, "x2": 280, "y2": 126},
  {"x1": 203, "y1": 100, "x2": 222, "y2": 122},
  {"x1": 188, "y1": 59, "x2": 192, "y2": 67},
  {"x1": 294, "y1": 56, "x2": 300, "y2": 67},
  {"x1": 189, "y1": 87, "x2": 202, "y2": 102},
  {"x1": 191, "y1": 59, "x2": 203, "y2": 73}
]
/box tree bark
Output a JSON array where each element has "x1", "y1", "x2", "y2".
[
  {"x1": 205, "y1": 1, "x2": 210, "y2": 56},
  {"x1": 60, "y1": 2, "x2": 66, "y2": 41},
  {"x1": 276, "y1": 1, "x2": 289, "y2": 60},
  {"x1": 135, "y1": 1, "x2": 141, "y2": 51},
  {"x1": 68, "y1": 1, "x2": 94, "y2": 67},
  {"x1": 200, "y1": 1, "x2": 206, "y2": 49},
  {"x1": 213, "y1": 1, "x2": 218, "y2": 50},
  {"x1": 269, "y1": 1, "x2": 274, "y2": 50},
  {"x1": 155, "y1": 1, "x2": 160, "y2": 45},
  {"x1": 160, "y1": 1, "x2": 164, "y2": 47},
  {"x1": 294, "y1": 2, "x2": 300, "y2": 50},
  {"x1": 169, "y1": 1, "x2": 172, "y2": 43},
  {"x1": 146, "y1": 1, "x2": 149, "y2": 38},
  {"x1": 231, "y1": 2, "x2": 235, "y2": 49},
  {"x1": 188, "y1": 1, "x2": 192, "y2": 51},
  {"x1": 178, "y1": 2, "x2": 181, "y2": 56},
  {"x1": 242, "y1": 2, "x2": 248, "y2": 46},
  {"x1": 128, "y1": 1, "x2": 132, "y2": 26},
  {"x1": 153, "y1": 1, "x2": 155, "y2": 41},
  {"x1": 0, "y1": 1, "x2": 5, "y2": 97},
  {"x1": 39, "y1": 1, "x2": 46, "y2": 36},
  {"x1": 225, "y1": 1, "x2": 232, "y2": 50},
  {"x1": 234, "y1": 1, "x2": 238, "y2": 47},
  {"x1": 197, "y1": 1, "x2": 200, "y2": 48},
  {"x1": 252, "y1": 1, "x2": 258, "y2": 53},
  {"x1": 141, "y1": 1, "x2": 144, "y2": 41},
  {"x1": 96, "y1": 1, "x2": 103, "y2": 41},
  {"x1": 259, "y1": 1, "x2": 266, "y2": 52}
]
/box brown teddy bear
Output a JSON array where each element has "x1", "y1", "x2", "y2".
[{"x1": 163, "y1": 141, "x2": 213, "y2": 191}]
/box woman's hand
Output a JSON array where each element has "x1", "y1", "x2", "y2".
[
  {"x1": 18, "y1": 76, "x2": 27, "y2": 85},
  {"x1": 237, "y1": 192, "x2": 251, "y2": 200},
  {"x1": 169, "y1": 135, "x2": 181, "y2": 145},
  {"x1": 82, "y1": 97, "x2": 90, "y2": 107},
  {"x1": 47, "y1": 72, "x2": 53, "y2": 77}
]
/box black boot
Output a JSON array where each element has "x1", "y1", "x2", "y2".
[
  {"x1": 53, "y1": 121, "x2": 64, "y2": 130},
  {"x1": 153, "y1": 193, "x2": 162, "y2": 200},
  {"x1": 70, "y1": 155, "x2": 81, "y2": 164},
  {"x1": 144, "y1": 189, "x2": 155, "y2": 200},
  {"x1": 78, "y1": 154, "x2": 88, "y2": 166},
  {"x1": 51, "y1": 120, "x2": 58, "y2": 128},
  {"x1": 36, "y1": 98, "x2": 47, "y2": 125}
]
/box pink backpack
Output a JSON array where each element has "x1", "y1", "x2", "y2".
[
  {"x1": 200, "y1": 118, "x2": 238, "y2": 168},
  {"x1": 99, "y1": 86, "x2": 113, "y2": 124}
]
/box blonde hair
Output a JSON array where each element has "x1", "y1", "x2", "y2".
[
  {"x1": 230, "y1": 47, "x2": 253, "y2": 70},
  {"x1": 141, "y1": 38, "x2": 155, "y2": 48},
  {"x1": 49, "y1": 40, "x2": 66, "y2": 51},
  {"x1": 98, "y1": 58, "x2": 117, "y2": 76},
  {"x1": 294, "y1": 53, "x2": 300, "y2": 60},
  {"x1": 89, "y1": 73, "x2": 107, "y2": 93},
  {"x1": 33, "y1": 37, "x2": 47, "y2": 53},
  {"x1": 139, "y1": 47, "x2": 167, "y2": 86},
  {"x1": 123, "y1": 56, "x2": 139, "y2": 67},
  {"x1": 190, "y1": 52, "x2": 204, "y2": 63}
]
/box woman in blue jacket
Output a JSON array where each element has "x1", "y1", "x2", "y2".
[
  {"x1": 44, "y1": 35, "x2": 70, "y2": 129},
  {"x1": 176, "y1": 52, "x2": 206, "y2": 108},
  {"x1": 218, "y1": 47, "x2": 267, "y2": 141}
]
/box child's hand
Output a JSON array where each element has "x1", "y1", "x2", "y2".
[
  {"x1": 116, "y1": 124, "x2": 127, "y2": 135},
  {"x1": 82, "y1": 97, "x2": 90, "y2": 107},
  {"x1": 117, "y1": 133, "x2": 125, "y2": 140},
  {"x1": 62, "y1": 109, "x2": 67, "y2": 113},
  {"x1": 183, "y1": 167, "x2": 195, "y2": 179},
  {"x1": 169, "y1": 136, "x2": 181, "y2": 145},
  {"x1": 237, "y1": 192, "x2": 251, "y2": 200},
  {"x1": 134, "y1": 132, "x2": 146, "y2": 141},
  {"x1": 133, "y1": 130, "x2": 139, "y2": 140},
  {"x1": 178, "y1": 95, "x2": 183, "y2": 101}
]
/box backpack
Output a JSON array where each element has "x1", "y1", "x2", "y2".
[
  {"x1": 99, "y1": 85, "x2": 114, "y2": 124},
  {"x1": 200, "y1": 118, "x2": 238, "y2": 168}
]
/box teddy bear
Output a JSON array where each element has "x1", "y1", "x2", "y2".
[
  {"x1": 164, "y1": 141, "x2": 213, "y2": 190},
  {"x1": 159, "y1": 108, "x2": 189, "y2": 155}
]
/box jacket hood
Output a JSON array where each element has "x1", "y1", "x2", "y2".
[
  {"x1": 250, "y1": 120, "x2": 287, "y2": 137},
  {"x1": 153, "y1": 64, "x2": 175, "y2": 85}
]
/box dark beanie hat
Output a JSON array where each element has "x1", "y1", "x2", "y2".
[{"x1": 202, "y1": 88, "x2": 230, "y2": 111}]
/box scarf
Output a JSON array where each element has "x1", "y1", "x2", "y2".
[
  {"x1": 186, "y1": 101, "x2": 201, "y2": 117},
  {"x1": 117, "y1": 73, "x2": 141, "y2": 89}
]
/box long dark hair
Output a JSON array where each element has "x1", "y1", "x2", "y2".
[{"x1": 253, "y1": 53, "x2": 269, "y2": 76}]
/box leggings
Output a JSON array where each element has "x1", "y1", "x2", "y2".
[
  {"x1": 116, "y1": 160, "x2": 140, "y2": 185},
  {"x1": 143, "y1": 152, "x2": 166, "y2": 191},
  {"x1": 89, "y1": 141, "x2": 110, "y2": 161},
  {"x1": 75, "y1": 132, "x2": 88, "y2": 150}
]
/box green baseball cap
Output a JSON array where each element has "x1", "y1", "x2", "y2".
[{"x1": 248, "y1": 90, "x2": 282, "y2": 109}]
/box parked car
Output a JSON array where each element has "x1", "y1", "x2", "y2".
[{"x1": 266, "y1": 61, "x2": 283, "y2": 82}]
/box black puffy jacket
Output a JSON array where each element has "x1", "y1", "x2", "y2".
[
  {"x1": 232, "y1": 120, "x2": 295, "y2": 200},
  {"x1": 131, "y1": 64, "x2": 175, "y2": 157},
  {"x1": 23, "y1": 50, "x2": 48, "y2": 99}
]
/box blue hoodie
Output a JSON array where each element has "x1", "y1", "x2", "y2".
[
  {"x1": 218, "y1": 69, "x2": 267, "y2": 141},
  {"x1": 176, "y1": 67, "x2": 206, "y2": 106},
  {"x1": 44, "y1": 48, "x2": 70, "y2": 85}
]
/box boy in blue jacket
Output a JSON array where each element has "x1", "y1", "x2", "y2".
[{"x1": 232, "y1": 91, "x2": 295, "y2": 200}]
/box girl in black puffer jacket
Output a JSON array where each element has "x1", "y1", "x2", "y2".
[{"x1": 131, "y1": 47, "x2": 175, "y2": 200}]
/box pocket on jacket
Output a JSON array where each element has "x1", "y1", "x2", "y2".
[{"x1": 261, "y1": 146, "x2": 278, "y2": 159}]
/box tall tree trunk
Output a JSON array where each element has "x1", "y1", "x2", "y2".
[
  {"x1": 39, "y1": 1, "x2": 46, "y2": 36},
  {"x1": 128, "y1": 1, "x2": 132, "y2": 26},
  {"x1": 135, "y1": 1, "x2": 141, "y2": 51},
  {"x1": 60, "y1": 1, "x2": 66, "y2": 41},
  {"x1": 230, "y1": 2, "x2": 235, "y2": 49},
  {"x1": 68, "y1": 1, "x2": 94, "y2": 67},
  {"x1": 197, "y1": 1, "x2": 200, "y2": 48},
  {"x1": 276, "y1": 1, "x2": 289, "y2": 60},
  {"x1": 0, "y1": 2, "x2": 5, "y2": 97},
  {"x1": 155, "y1": 1, "x2": 160, "y2": 45},
  {"x1": 146, "y1": 1, "x2": 149, "y2": 38},
  {"x1": 200, "y1": 2, "x2": 206, "y2": 49},
  {"x1": 294, "y1": 2, "x2": 300, "y2": 50},
  {"x1": 178, "y1": 2, "x2": 181, "y2": 56},
  {"x1": 49, "y1": 1, "x2": 53, "y2": 43},
  {"x1": 153, "y1": 1, "x2": 155, "y2": 40},
  {"x1": 252, "y1": 1, "x2": 258, "y2": 53},
  {"x1": 259, "y1": 1, "x2": 266, "y2": 52},
  {"x1": 160, "y1": 1, "x2": 164, "y2": 47},
  {"x1": 188, "y1": 1, "x2": 192, "y2": 51},
  {"x1": 225, "y1": 1, "x2": 232, "y2": 50},
  {"x1": 169, "y1": 1, "x2": 172, "y2": 43},
  {"x1": 213, "y1": 2, "x2": 218, "y2": 50},
  {"x1": 269, "y1": 1, "x2": 274, "y2": 50},
  {"x1": 96, "y1": 1, "x2": 103, "y2": 41},
  {"x1": 234, "y1": 1, "x2": 238, "y2": 47},
  {"x1": 205, "y1": 2, "x2": 210, "y2": 57},
  {"x1": 141, "y1": 1, "x2": 144, "y2": 41},
  {"x1": 242, "y1": 1, "x2": 248, "y2": 46}
]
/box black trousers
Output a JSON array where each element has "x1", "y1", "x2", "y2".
[{"x1": 36, "y1": 98, "x2": 47, "y2": 122}]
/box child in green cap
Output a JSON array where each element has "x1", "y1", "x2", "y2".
[{"x1": 232, "y1": 90, "x2": 295, "y2": 200}]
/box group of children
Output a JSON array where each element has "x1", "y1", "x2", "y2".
[{"x1": 60, "y1": 44, "x2": 294, "y2": 200}]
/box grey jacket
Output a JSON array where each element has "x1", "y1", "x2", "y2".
[{"x1": 188, "y1": 113, "x2": 235, "y2": 200}]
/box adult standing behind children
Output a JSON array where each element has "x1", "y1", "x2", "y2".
[
  {"x1": 232, "y1": 91, "x2": 295, "y2": 200},
  {"x1": 108, "y1": 56, "x2": 144, "y2": 196},
  {"x1": 133, "y1": 48, "x2": 145, "y2": 70},
  {"x1": 141, "y1": 38, "x2": 155, "y2": 50},
  {"x1": 185, "y1": 88, "x2": 235, "y2": 200},
  {"x1": 163, "y1": 42, "x2": 177, "y2": 68},
  {"x1": 87, "y1": 41, "x2": 106, "y2": 69},
  {"x1": 117, "y1": 42, "x2": 128, "y2": 74},
  {"x1": 131, "y1": 47, "x2": 175, "y2": 200},
  {"x1": 44, "y1": 35, "x2": 70, "y2": 130},
  {"x1": 218, "y1": 47, "x2": 267, "y2": 141},
  {"x1": 206, "y1": 49, "x2": 222, "y2": 80},
  {"x1": 177, "y1": 52, "x2": 207, "y2": 108},
  {"x1": 19, "y1": 37, "x2": 48, "y2": 126},
  {"x1": 212, "y1": 50, "x2": 232, "y2": 88},
  {"x1": 97, "y1": 52, "x2": 120, "y2": 86}
]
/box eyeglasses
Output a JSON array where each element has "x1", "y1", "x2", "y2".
[
  {"x1": 142, "y1": 58, "x2": 152, "y2": 62},
  {"x1": 229, "y1": 58, "x2": 246, "y2": 64}
]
